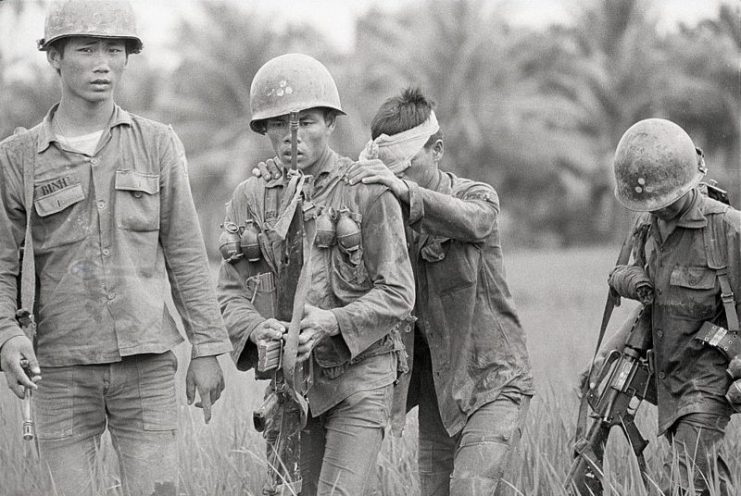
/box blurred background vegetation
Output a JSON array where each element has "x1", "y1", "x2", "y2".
[{"x1": 1, "y1": 0, "x2": 738, "y2": 255}]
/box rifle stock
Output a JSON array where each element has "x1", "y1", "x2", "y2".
[{"x1": 566, "y1": 305, "x2": 654, "y2": 496}]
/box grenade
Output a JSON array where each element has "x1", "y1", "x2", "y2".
[
  {"x1": 240, "y1": 220, "x2": 262, "y2": 262},
  {"x1": 727, "y1": 356, "x2": 741, "y2": 380},
  {"x1": 336, "y1": 209, "x2": 361, "y2": 252},
  {"x1": 218, "y1": 222, "x2": 241, "y2": 262},
  {"x1": 315, "y1": 207, "x2": 336, "y2": 248}
]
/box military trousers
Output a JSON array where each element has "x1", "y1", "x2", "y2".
[
  {"x1": 417, "y1": 347, "x2": 530, "y2": 496},
  {"x1": 35, "y1": 351, "x2": 179, "y2": 496},
  {"x1": 300, "y1": 383, "x2": 393, "y2": 496},
  {"x1": 662, "y1": 412, "x2": 733, "y2": 496}
]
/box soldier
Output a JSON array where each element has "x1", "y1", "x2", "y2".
[
  {"x1": 217, "y1": 54, "x2": 414, "y2": 495},
  {"x1": 343, "y1": 87, "x2": 535, "y2": 495},
  {"x1": 591, "y1": 118, "x2": 741, "y2": 495},
  {"x1": 0, "y1": 1, "x2": 232, "y2": 495}
]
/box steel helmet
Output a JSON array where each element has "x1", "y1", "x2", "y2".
[
  {"x1": 613, "y1": 118, "x2": 706, "y2": 212},
  {"x1": 249, "y1": 53, "x2": 344, "y2": 134},
  {"x1": 37, "y1": 0, "x2": 143, "y2": 53}
]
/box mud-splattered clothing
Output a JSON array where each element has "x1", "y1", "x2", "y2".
[
  {"x1": 634, "y1": 190, "x2": 741, "y2": 434},
  {"x1": 217, "y1": 148, "x2": 414, "y2": 415},
  {"x1": 0, "y1": 104, "x2": 232, "y2": 366},
  {"x1": 395, "y1": 171, "x2": 535, "y2": 436}
]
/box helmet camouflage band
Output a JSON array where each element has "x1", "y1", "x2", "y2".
[
  {"x1": 249, "y1": 53, "x2": 344, "y2": 134},
  {"x1": 613, "y1": 118, "x2": 706, "y2": 212},
  {"x1": 37, "y1": 0, "x2": 143, "y2": 53}
]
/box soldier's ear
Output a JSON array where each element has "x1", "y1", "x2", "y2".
[
  {"x1": 432, "y1": 139, "x2": 444, "y2": 163},
  {"x1": 47, "y1": 47, "x2": 62, "y2": 70}
]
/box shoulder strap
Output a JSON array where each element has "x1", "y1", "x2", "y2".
[
  {"x1": 703, "y1": 205, "x2": 738, "y2": 331},
  {"x1": 18, "y1": 131, "x2": 37, "y2": 336}
]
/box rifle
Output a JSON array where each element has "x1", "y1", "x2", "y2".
[
  {"x1": 565, "y1": 305, "x2": 655, "y2": 495},
  {"x1": 15, "y1": 247, "x2": 37, "y2": 445},
  {"x1": 253, "y1": 111, "x2": 314, "y2": 496},
  {"x1": 18, "y1": 357, "x2": 35, "y2": 442}
]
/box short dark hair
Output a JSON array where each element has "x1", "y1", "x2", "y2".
[{"x1": 370, "y1": 87, "x2": 443, "y2": 148}]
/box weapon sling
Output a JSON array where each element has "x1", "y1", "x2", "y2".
[
  {"x1": 575, "y1": 228, "x2": 635, "y2": 440},
  {"x1": 568, "y1": 222, "x2": 649, "y2": 495}
]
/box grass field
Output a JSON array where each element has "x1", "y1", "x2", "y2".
[{"x1": 1, "y1": 246, "x2": 739, "y2": 495}]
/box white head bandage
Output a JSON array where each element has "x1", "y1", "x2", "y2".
[{"x1": 359, "y1": 111, "x2": 439, "y2": 174}]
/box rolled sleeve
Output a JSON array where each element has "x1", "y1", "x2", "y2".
[{"x1": 158, "y1": 129, "x2": 231, "y2": 358}]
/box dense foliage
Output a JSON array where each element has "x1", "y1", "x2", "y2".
[{"x1": 1, "y1": 0, "x2": 737, "y2": 253}]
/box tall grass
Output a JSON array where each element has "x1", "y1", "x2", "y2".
[{"x1": 1, "y1": 246, "x2": 739, "y2": 495}]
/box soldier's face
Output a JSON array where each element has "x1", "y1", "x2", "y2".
[
  {"x1": 399, "y1": 139, "x2": 443, "y2": 189},
  {"x1": 48, "y1": 37, "x2": 127, "y2": 105},
  {"x1": 265, "y1": 109, "x2": 335, "y2": 174},
  {"x1": 652, "y1": 191, "x2": 692, "y2": 221}
]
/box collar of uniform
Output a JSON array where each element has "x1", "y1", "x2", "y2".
[
  {"x1": 264, "y1": 148, "x2": 338, "y2": 190},
  {"x1": 673, "y1": 189, "x2": 707, "y2": 229},
  {"x1": 429, "y1": 170, "x2": 453, "y2": 195},
  {"x1": 307, "y1": 147, "x2": 338, "y2": 191},
  {"x1": 37, "y1": 103, "x2": 133, "y2": 153}
]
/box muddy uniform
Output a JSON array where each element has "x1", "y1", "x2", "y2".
[
  {"x1": 394, "y1": 171, "x2": 535, "y2": 495},
  {"x1": 633, "y1": 189, "x2": 741, "y2": 493},
  {"x1": 0, "y1": 104, "x2": 232, "y2": 493},
  {"x1": 218, "y1": 148, "x2": 414, "y2": 495}
]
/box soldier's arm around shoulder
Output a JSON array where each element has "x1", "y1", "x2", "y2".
[{"x1": 407, "y1": 175, "x2": 499, "y2": 243}]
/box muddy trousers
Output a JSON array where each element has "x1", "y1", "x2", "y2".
[
  {"x1": 662, "y1": 412, "x2": 733, "y2": 496},
  {"x1": 416, "y1": 351, "x2": 530, "y2": 496},
  {"x1": 35, "y1": 352, "x2": 179, "y2": 496},
  {"x1": 300, "y1": 383, "x2": 393, "y2": 496}
]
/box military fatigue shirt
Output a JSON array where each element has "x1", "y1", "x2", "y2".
[
  {"x1": 395, "y1": 171, "x2": 535, "y2": 436},
  {"x1": 217, "y1": 148, "x2": 414, "y2": 415},
  {"x1": 0, "y1": 105, "x2": 232, "y2": 367},
  {"x1": 635, "y1": 190, "x2": 741, "y2": 434}
]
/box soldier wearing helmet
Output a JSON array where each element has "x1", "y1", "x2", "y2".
[
  {"x1": 589, "y1": 118, "x2": 741, "y2": 495},
  {"x1": 217, "y1": 54, "x2": 414, "y2": 495},
  {"x1": 0, "y1": 1, "x2": 232, "y2": 494}
]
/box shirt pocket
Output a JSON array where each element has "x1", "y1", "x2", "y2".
[
  {"x1": 114, "y1": 170, "x2": 160, "y2": 231},
  {"x1": 667, "y1": 265, "x2": 718, "y2": 320},
  {"x1": 33, "y1": 178, "x2": 87, "y2": 251},
  {"x1": 330, "y1": 245, "x2": 372, "y2": 297},
  {"x1": 426, "y1": 241, "x2": 476, "y2": 296}
]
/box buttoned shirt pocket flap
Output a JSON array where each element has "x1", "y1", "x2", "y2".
[
  {"x1": 34, "y1": 183, "x2": 85, "y2": 217},
  {"x1": 115, "y1": 170, "x2": 159, "y2": 195},
  {"x1": 669, "y1": 265, "x2": 716, "y2": 290},
  {"x1": 114, "y1": 171, "x2": 161, "y2": 231}
]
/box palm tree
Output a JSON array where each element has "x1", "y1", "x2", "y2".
[
  {"x1": 662, "y1": 3, "x2": 740, "y2": 204},
  {"x1": 351, "y1": 0, "x2": 584, "y2": 246}
]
